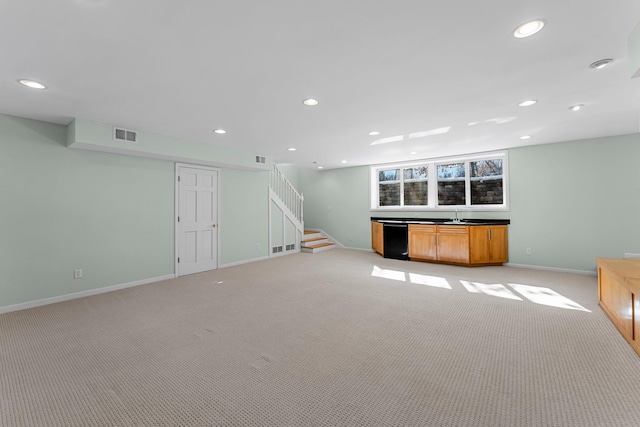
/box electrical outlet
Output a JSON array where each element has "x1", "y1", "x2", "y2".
[
  {"x1": 526, "y1": 248, "x2": 532, "y2": 255},
  {"x1": 74, "y1": 269, "x2": 83, "y2": 279}
]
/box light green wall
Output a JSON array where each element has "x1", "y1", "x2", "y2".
[
  {"x1": 298, "y1": 134, "x2": 640, "y2": 272},
  {"x1": 275, "y1": 165, "x2": 301, "y2": 190},
  {"x1": 629, "y1": 20, "x2": 640, "y2": 78},
  {"x1": 220, "y1": 169, "x2": 269, "y2": 265},
  {"x1": 69, "y1": 118, "x2": 271, "y2": 171},
  {"x1": 0, "y1": 114, "x2": 272, "y2": 308},
  {"x1": 509, "y1": 134, "x2": 640, "y2": 271},
  {"x1": 0, "y1": 115, "x2": 174, "y2": 307},
  {"x1": 299, "y1": 166, "x2": 372, "y2": 249}
]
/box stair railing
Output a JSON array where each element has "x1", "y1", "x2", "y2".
[{"x1": 269, "y1": 165, "x2": 304, "y2": 229}]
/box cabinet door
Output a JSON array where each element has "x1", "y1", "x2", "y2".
[
  {"x1": 469, "y1": 226, "x2": 490, "y2": 264},
  {"x1": 470, "y1": 226, "x2": 508, "y2": 264},
  {"x1": 599, "y1": 267, "x2": 634, "y2": 338},
  {"x1": 437, "y1": 226, "x2": 469, "y2": 264},
  {"x1": 488, "y1": 226, "x2": 508, "y2": 263},
  {"x1": 371, "y1": 222, "x2": 384, "y2": 255},
  {"x1": 408, "y1": 224, "x2": 437, "y2": 260}
]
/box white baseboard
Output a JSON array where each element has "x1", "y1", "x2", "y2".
[
  {"x1": 341, "y1": 246, "x2": 375, "y2": 252},
  {"x1": 504, "y1": 263, "x2": 597, "y2": 276},
  {"x1": 0, "y1": 274, "x2": 176, "y2": 315},
  {"x1": 220, "y1": 255, "x2": 270, "y2": 268}
]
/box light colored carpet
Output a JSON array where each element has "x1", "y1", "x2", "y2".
[{"x1": 1, "y1": 249, "x2": 640, "y2": 426}]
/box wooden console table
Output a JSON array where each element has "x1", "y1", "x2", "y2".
[{"x1": 597, "y1": 257, "x2": 640, "y2": 356}]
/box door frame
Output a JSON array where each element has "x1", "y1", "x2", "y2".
[{"x1": 174, "y1": 163, "x2": 221, "y2": 277}]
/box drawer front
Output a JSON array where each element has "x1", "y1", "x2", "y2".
[
  {"x1": 436, "y1": 225, "x2": 469, "y2": 234},
  {"x1": 408, "y1": 224, "x2": 436, "y2": 233}
]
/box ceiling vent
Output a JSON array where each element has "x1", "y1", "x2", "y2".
[
  {"x1": 255, "y1": 155, "x2": 266, "y2": 164},
  {"x1": 113, "y1": 127, "x2": 138, "y2": 143}
]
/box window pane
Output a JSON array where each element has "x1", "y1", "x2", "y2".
[
  {"x1": 438, "y1": 181, "x2": 465, "y2": 205},
  {"x1": 470, "y1": 159, "x2": 502, "y2": 177},
  {"x1": 437, "y1": 163, "x2": 465, "y2": 179},
  {"x1": 470, "y1": 159, "x2": 503, "y2": 204},
  {"x1": 379, "y1": 169, "x2": 399, "y2": 182},
  {"x1": 437, "y1": 163, "x2": 465, "y2": 205},
  {"x1": 379, "y1": 183, "x2": 400, "y2": 206},
  {"x1": 404, "y1": 181, "x2": 428, "y2": 205},
  {"x1": 404, "y1": 166, "x2": 428, "y2": 180},
  {"x1": 471, "y1": 178, "x2": 503, "y2": 204}
]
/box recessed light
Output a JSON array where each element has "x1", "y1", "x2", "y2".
[
  {"x1": 467, "y1": 122, "x2": 479, "y2": 126},
  {"x1": 341, "y1": 160, "x2": 348, "y2": 164},
  {"x1": 410, "y1": 151, "x2": 418, "y2": 155},
  {"x1": 518, "y1": 100, "x2": 537, "y2": 107},
  {"x1": 589, "y1": 59, "x2": 613, "y2": 69},
  {"x1": 513, "y1": 19, "x2": 546, "y2": 38},
  {"x1": 368, "y1": 131, "x2": 381, "y2": 136},
  {"x1": 303, "y1": 98, "x2": 319, "y2": 106},
  {"x1": 317, "y1": 166, "x2": 324, "y2": 169},
  {"x1": 18, "y1": 79, "x2": 46, "y2": 89},
  {"x1": 569, "y1": 104, "x2": 584, "y2": 111},
  {"x1": 288, "y1": 147, "x2": 297, "y2": 151},
  {"x1": 213, "y1": 129, "x2": 226, "y2": 134},
  {"x1": 520, "y1": 135, "x2": 532, "y2": 140}
]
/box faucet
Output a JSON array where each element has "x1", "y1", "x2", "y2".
[{"x1": 452, "y1": 209, "x2": 459, "y2": 222}]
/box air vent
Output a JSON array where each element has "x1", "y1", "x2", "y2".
[
  {"x1": 255, "y1": 155, "x2": 266, "y2": 164},
  {"x1": 272, "y1": 246, "x2": 283, "y2": 253},
  {"x1": 286, "y1": 244, "x2": 296, "y2": 251},
  {"x1": 113, "y1": 127, "x2": 138, "y2": 143}
]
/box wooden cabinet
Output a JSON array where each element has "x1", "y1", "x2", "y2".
[
  {"x1": 437, "y1": 226, "x2": 470, "y2": 264},
  {"x1": 469, "y1": 225, "x2": 509, "y2": 264},
  {"x1": 371, "y1": 221, "x2": 384, "y2": 256},
  {"x1": 377, "y1": 221, "x2": 509, "y2": 266},
  {"x1": 408, "y1": 224, "x2": 437, "y2": 260},
  {"x1": 408, "y1": 224, "x2": 470, "y2": 264},
  {"x1": 597, "y1": 258, "x2": 640, "y2": 357}
]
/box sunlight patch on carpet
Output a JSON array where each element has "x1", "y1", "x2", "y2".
[
  {"x1": 509, "y1": 283, "x2": 591, "y2": 312},
  {"x1": 460, "y1": 281, "x2": 523, "y2": 300}
]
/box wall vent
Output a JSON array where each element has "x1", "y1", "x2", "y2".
[
  {"x1": 272, "y1": 246, "x2": 283, "y2": 254},
  {"x1": 255, "y1": 155, "x2": 266, "y2": 164},
  {"x1": 113, "y1": 127, "x2": 138, "y2": 143},
  {"x1": 286, "y1": 244, "x2": 295, "y2": 251}
]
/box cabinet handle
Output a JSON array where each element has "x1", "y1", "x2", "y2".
[{"x1": 489, "y1": 228, "x2": 492, "y2": 240}]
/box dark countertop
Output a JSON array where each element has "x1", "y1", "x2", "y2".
[{"x1": 371, "y1": 217, "x2": 510, "y2": 226}]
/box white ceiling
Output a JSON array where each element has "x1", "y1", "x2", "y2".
[{"x1": 2, "y1": 0, "x2": 640, "y2": 169}]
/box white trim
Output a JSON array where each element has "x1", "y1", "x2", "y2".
[
  {"x1": 343, "y1": 246, "x2": 376, "y2": 252},
  {"x1": 220, "y1": 255, "x2": 270, "y2": 268},
  {"x1": 504, "y1": 263, "x2": 597, "y2": 276},
  {"x1": 175, "y1": 163, "x2": 221, "y2": 277},
  {"x1": 0, "y1": 274, "x2": 176, "y2": 315}
]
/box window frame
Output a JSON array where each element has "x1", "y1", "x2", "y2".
[{"x1": 370, "y1": 151, "x2": 508, "y2": 211}]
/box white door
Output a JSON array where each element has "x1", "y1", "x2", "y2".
[{"x1": 176, "y1": 165, "x2": 219, "y2": 276}]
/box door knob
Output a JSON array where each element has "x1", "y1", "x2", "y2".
[{"x1": 212, "y1": 224, "x2": 217, "y2": 228}]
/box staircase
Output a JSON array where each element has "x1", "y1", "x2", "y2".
[{"x1": 301, "y1": 230, "x2": 336, "y2": 253}]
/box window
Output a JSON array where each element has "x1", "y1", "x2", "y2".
[
  {"x1": 469, "y1": 159, "x2": 503, "y2": 205},
  {"x1": 403, "y1": 167, "x2": 429, "y2": 206},
  {"x1": 378, "y1": 169, "x2": 400, "y2": 206},
  {"x1": 437, "y1": 163, "x2": 465, "y2": 205},
  {"x1": 370, "y1": 151, "x2": 508, "y2": 210}
]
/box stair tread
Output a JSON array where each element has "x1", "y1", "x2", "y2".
[
  {"x1": 302, "y1": 237, "x2": 327, "y2": 243},
  {"x1": 302, "y1": 242, "x2": 335, "y2": 249},
  {"x1": 304, "y1": 230, "x2": 320, "y2": 234}
]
